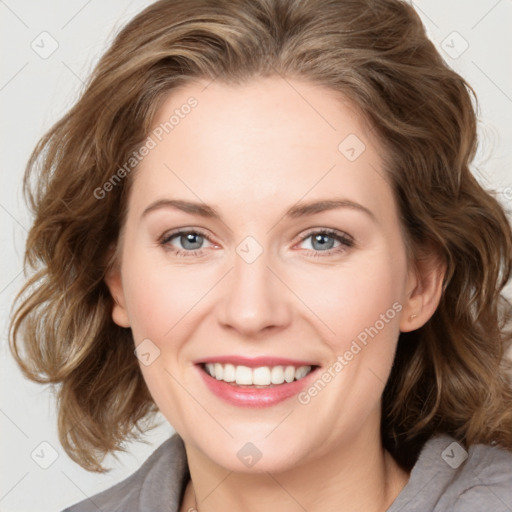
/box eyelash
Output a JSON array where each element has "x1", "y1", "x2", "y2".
[
  {"x1": 159, "y1": 228, "x2": 354, "y2": 258},
  {"x1": 300, "y1": 228, "x2": 354, "y2": 257}
]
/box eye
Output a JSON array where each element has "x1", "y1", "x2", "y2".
[
  {"x1": 159, "y1": 229, "x2": 214, "y2": 257},
  {"x1": 297, "y1": 229, "x2": 354, "y2": 257},
  {"x1": 158, "y1": 228, "x2": 353, "y2": 258}
]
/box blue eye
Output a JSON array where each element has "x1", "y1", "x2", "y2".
[
  {"x1": 298, "y1": 229, "x2": 353, "y2": 257},
  {"x1": 160, "y1": 229, "x2": 212, "y2": 257},
  {"x1": 159, "y1": 228, "x2": 354, "y2": 258}
]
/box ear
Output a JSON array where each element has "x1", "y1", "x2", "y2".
[
  {"x1": 104, "y1": 249, "x2": 131, "y2": 328},
  {"x1": 400, "y1": 249, "x2": 446, "y2": 333}
]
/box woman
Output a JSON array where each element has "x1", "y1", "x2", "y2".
[{"x1": 10, "y1": 0, "x2": 512, "y2": 511}]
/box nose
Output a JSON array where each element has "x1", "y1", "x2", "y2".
[{"x1": 216, "y1": 247, "x2": 292, "y2": 337}]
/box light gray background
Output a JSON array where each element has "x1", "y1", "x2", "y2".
[{"x1": 1, "y1": 1, "x2": 511, "y2": 511}]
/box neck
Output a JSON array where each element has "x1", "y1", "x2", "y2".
[{"x1": 180, "y1": 420, "x2": 410, "y2": 512}]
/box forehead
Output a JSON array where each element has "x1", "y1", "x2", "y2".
[{"x1": 128, "y1": 76, "x2": 394, "y2": 222}]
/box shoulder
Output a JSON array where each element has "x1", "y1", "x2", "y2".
[
  {"x1": 60, "y1": 433, "x2": 189, "y2": 512},
  {"x1": 388, "y1": 434, "x2": 512, "y2": 512},
  {"x1": 450, "y1": 437, "x2": 512, "y2": 511}
]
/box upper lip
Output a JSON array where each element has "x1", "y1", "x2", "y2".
[{"x1": 194, "y1": 356, "x2": 319, "y2": 368}]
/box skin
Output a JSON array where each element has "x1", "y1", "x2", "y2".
[{"x1": 106, "y1": 76, "x2": 445, "y2": 512}]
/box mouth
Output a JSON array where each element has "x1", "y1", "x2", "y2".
[
  {"x1": 194, "y1": 356, "x2": 321, "y2": 407},
  {"x1": 199, "y1": 362, "x2": 318, "y2": 388}
]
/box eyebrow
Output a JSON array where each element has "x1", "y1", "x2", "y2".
[{"x1": 141, "y1": 198, "x2": 376, "y2": 222}]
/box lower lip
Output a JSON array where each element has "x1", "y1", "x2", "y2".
[{"x1": 196, "y1": 365, "x2": 319, "y2": 408}]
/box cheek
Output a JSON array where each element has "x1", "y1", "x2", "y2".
[
  {"x1": 122, "y1": 253, "x2": 220, "y2": 344},
  {"x1": 300, "y1": 251, "x2": 405, "y2": 354},
  {"x1": 120, "y1": 256, "x2": 208, "y2": 423}
]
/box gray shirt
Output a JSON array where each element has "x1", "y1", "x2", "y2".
[{"x1": 62, "y1": 433, "x2": 512, "y2": 511}]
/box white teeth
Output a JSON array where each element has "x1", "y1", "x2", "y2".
[
  {"x1": 284, "y1": 365, "x2": 295, "y2": 383},
  {"x1": 223, "y1": 363, "x2": 236, "y2": 382},
  {"x1": 203, "y1": 363, "x2": 314, "y2": 386},
  {"x1": 253, "y1": 366, "x2": 271, "y2": 385},
  {"x1": 295, "y1": 366, "x2": 310, "y2": 380},
  {"x1": 235, "y1": 365, "x2": 253, "y2": 385},
  {"x1": 214, "y1": 363, "x2": 224, "y2": 380},
  {"x1": 270, "y1": 366, "x2": 285, "y2": 384}
]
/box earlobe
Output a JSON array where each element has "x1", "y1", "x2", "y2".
[
  {"x1": 104, "y1": 264, "x2": 131, "y2": 328},
  {"x1": 400, "y1": 253, "x2": 446, "y2": 333}
]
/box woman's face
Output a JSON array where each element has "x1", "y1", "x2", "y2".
[{"x1": 107, "y1": 77, "x2": 432, "y2": 472}]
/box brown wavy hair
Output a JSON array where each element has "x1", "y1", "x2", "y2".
[{"x1": 9, "y1": 0, "x2": 512, "y2": 472}]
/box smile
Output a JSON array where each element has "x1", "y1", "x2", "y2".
[
  {"x1": 195, "y1": 356, "x2": 321, "y2": 407},
  {"x1": 202, "y1": 363, "x2": 314, "y2": 387}
]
